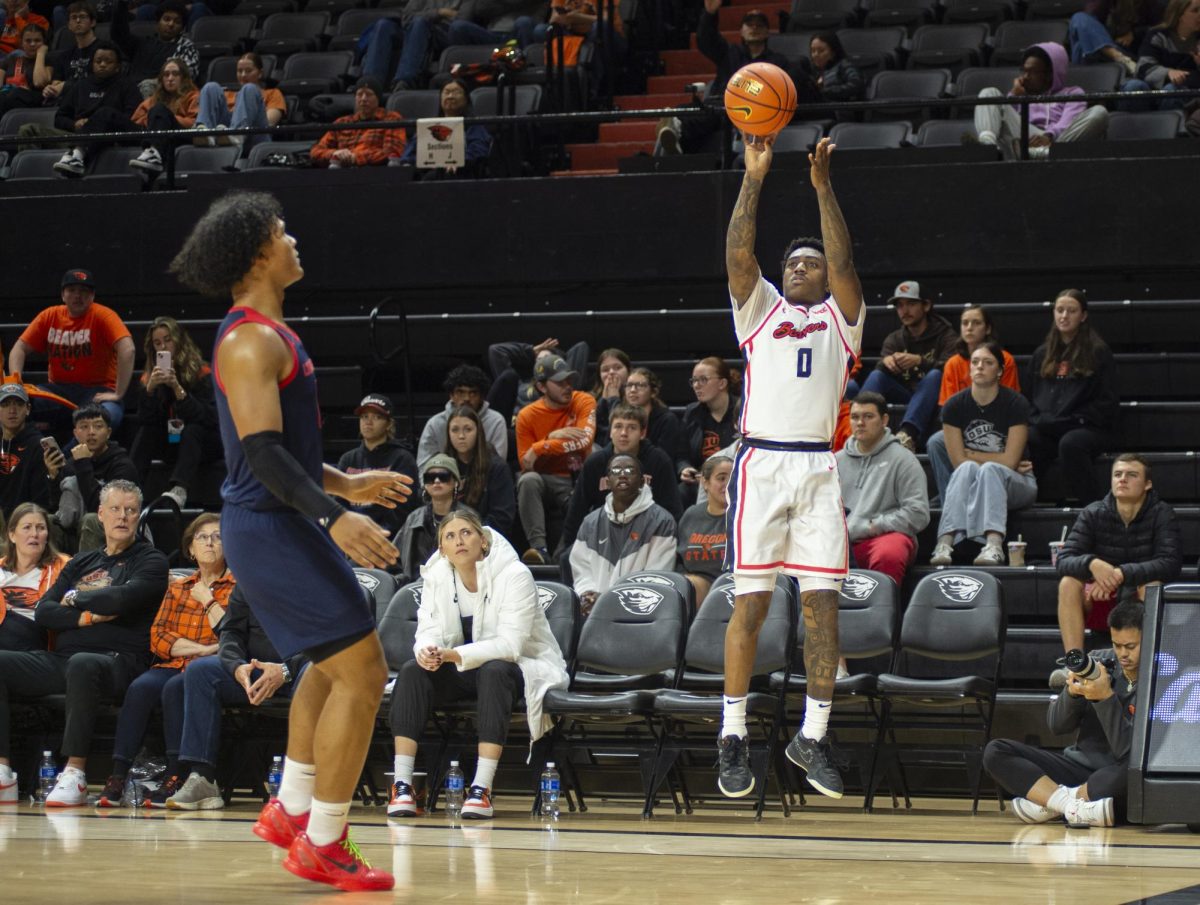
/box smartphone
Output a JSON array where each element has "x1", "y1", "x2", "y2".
[
  {"x1": 156, "y1": 350, "x2": 172, "y2": 371},
  {"x1": 41, "y1": 436, "x2": 61, "y2": 456}
]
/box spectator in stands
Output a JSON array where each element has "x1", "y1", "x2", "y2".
[
  {"x1": 156, "y1": 583, "x2": 308, "y2": 810},
  {"x1": 836, "y1": 392, "x2": 930, "y2": 586},
  {"x1": 0, "y1": 384, "x2": 52, "y2": 515},
  {"x1": 97, "y1": 512, "x2": 234, "y2": 807},
  {"x1": 1055, "y1": 454, "x2": 1180, "y2": 655},
  {"x1": 561, "y1": 401, "x2": 683, "y2": 548},
  {"x1": 335, "y1": 393, "x2": 418, "y2": 537},
  {"x1": 515, "y1": 354, "x2": 596, "y2": 564},
  {"x1": 10, "y1": 268, "x2": 136, "y2": 429},
  {"x1": 590, "y1": 347, "x2": 630, "y2": 447},
  {"x1": 193, "y1": 52, "x2": 286, "y2": 150},
  {"x1": 0, "y1": 0, "x2": 48, "y2": 56},
  {"x1": 398, "y1": 79, "x2": 492, "y2": 180},
  {"x1": 1025, "y1": 288, "x2": 1119, "y2": 505},
  {"x1": 44, "y1": 1, "x2": 98, "y2": 102},
  {"x1": 444, "y1": 0, "x2": 550, "y2": 49},
  {"x1": 486, "y1": 336, "x2": 590, "y2": 428},
  {"x1": 984, "y1": 599, "x2": 1144, "y2": 828},
  {"x1": 926, "y1": 305, "x2": 1021, "y2": 504},
  {"x1": 680, "y1": 356, "x2": 742, "y2": 496},
  {"x1": 0, "y1": 503, "x2": 69, "y2": 653},
  {"x1": 310, "y1": 76, "x2": 405, "y2": 168},
  {"x1": 356, "y1": 0, "x2": 454, "y2": 92},
  {"x1": 0, "y1": 24, "x2": 51, "y2": 116},
  {"x1": 569, "y1": 454, "x2": 677, "y2": 615},
  {"x1": 973, "y1": 43, "x2": 1109, "y2": 160},
  {"x1": 418, "y1": 364, "x2": 507, "y2": 469},
  {"x1": 622, "y1": 366, "x2": 687, "y2": 474},
  {"x1": 676, "y1": 454, "x2": 732, "y2": 601},
  {"x1": 1125, "y1": 0, "x2": 1200, "y2": 107},
  {"x1": 513, "y1": 0, "x2": 624, "y2": 100},
  {"x1": 1069, "y1": 0, "x2": 1153, "y2": 74},
  {"x1": 930, "y1": 342, "x2": 1037, "y2": 566},
  {"x1": 860, "y1": 280, "x2": 958, "y2": 452},
  {"x1": 129, "y1": 317, "x2": 221, "y2": 509},
  {"x1": 444, "y1": 404, "x2": 515, "y2": 538},
  {"x1": 111, "y1": 0, "x2": 200, "y2": 94},
  {"x1": 395, "y1": 454, "x2": 474, "y2": 578},
  {"x1": 387, "y1": 512, "x2": 568, "y2": 820},
  {"x1": 47, "y1": 405, "x2": 140, "y2": 552},
  {"x1": 655, "y1": 0, "x2": 789, "y2": 155},
  {"x1": 0, "y1": 480, "x2": 168, "y2": 807},
  {"x1": 127, "y1": 57, "x2": 198, "y2": 177},
  {"x1": 805, "y1": 32, "x2": 864, "y2": 104}
]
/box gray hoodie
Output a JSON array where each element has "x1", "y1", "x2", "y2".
[
  {"x1": 835, "y1": 430, "x2": 930, "y2": 543},
  {"x1": 569, "y1": 484, "x2": 677, "y2": 597}
]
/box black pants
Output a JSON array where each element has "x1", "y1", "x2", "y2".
[
  {"x1": 1027, "y1": 423, "x2": 1109, "y2": 504},
  {"x1": 0, "y1": 649, "x2": 144, "y2": 758},
  {"x1": 130, "y1": 421, "x2": 223, "y2": 492},
  {"x1": 389, "y1": 659, "x2": 523, "y2": 746},
  {"x1": 0, "y1": 87, "x2": 42, "y2": 115},
  {"x1": 983, "y1": 737, "x2": 1127, "y2": 820},
  {"x1": 79, "y1": 106, "x2": 140, "y2": 162}
]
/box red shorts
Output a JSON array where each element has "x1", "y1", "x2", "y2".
[{"x1": 1083, "y1": 582, "x2": 1119, "y2": 632}]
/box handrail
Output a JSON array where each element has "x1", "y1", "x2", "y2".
[{"x1": 368, "y1": 295, "x2": 418, "y2": 446}]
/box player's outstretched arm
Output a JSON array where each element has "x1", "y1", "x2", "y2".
[
  {"x1": 809, "y1": 138, "x2": 863, "y2": 325},
  {"x1": 727, "y1": 133, "x2": 774, "y2": 308}
]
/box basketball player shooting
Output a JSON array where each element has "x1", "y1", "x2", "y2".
[{"x1": 718, "y1": 136, "x2": 864, "y2": 800}]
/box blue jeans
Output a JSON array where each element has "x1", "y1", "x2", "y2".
[
  {"x1": 197, "y1": 82, "x2": 271, "y2": 148},
  {"x1": 513, "y1": 16, "x2": 549, "y2": 47},
  {"x1": 1118, "y1": 78, "x2": 1187, "y2": 111},
  {"x1": 359, "y1": 15, "x2": 437, "y2": 86},
  {"x1": 926, "y1": 429, "x2": 951, "y2": 505},
  {"x1": 34, "y1": 381, "x2": 125, "y2": 432},
  {"x1": 937, "y1": 460, "x2": 1037, "y2": 543},
  {"x1": 1068, "y1": 12, "x2": 1123, "y2": 63},
  {"x1": 112, "y1": 667, "x2": 185, "y2": 765},
  {"x1": 859, "y1": 368, "x2": 943, "y2": 444},
  {"x1": 447, "y1": 18, "x2": 509, "y2": 45}
]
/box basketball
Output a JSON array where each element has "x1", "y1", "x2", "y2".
[{"x1": 724, "y1": 62, "x2": 797, "y2": 138}]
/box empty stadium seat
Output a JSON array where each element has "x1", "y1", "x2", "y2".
[
  {"x1": 907, "y1": 23, "x2": 989, "y2": 74},
  {"x1": 86, "y1": 145, "x2": 144, "y2": 175},
  {"x1": 0, "y1": 107, "x2": 56, "y2": 136},
  {"x1": 327, "y1": 8, "x2": 400, "y2": 52},
  {"x1": 829, "y1": 119, "x2": 913, "y2": 147},
  {"x1": 255, "y1": 11, "x2": 331, "y2": 57},
  {"x1": 174, "y1": 145, "x2": 242, "y2": 173},
  {"x1": 277, "y1": 51, "x2": 354, "y2": 97},
  {"x1": 354, "y1": 568, "x2": 400, "y2": 623},
  {"x1": 864, "y1": 68, "x2": 949, "y2": 120},
  {"x1": 915, "y1": 118, "x2": 978, "y2": 144},
  {"x1": 1025, "y1": 0, "x2": 1084, "y2": 19},
  {"x1": 773, "y1": 121, "x2": 824, "y2": 151},
  {"x1": 863, "y1": 0, "x2": 937, "y2": 32},
  {"x1": 787, "y1": 0, "x2": 860, "y2": 31},
  {"x1": 231, "y1": 0, "x2": 296, "y2": 22},
  {"x1": 436, "y1": 44, "x2": 497, "y2": 74},
  {"x1": 769, "y1": 31, "x2": 817, "y2": 63},
  {"x1": 1107, "y1": 109, "x2": 1185, "y2": 140},
  {"x1": 837, "y1": 26, "x2": 906, "y2": 80},
  {"x1": 1065, "y1": 61, "x2": 1124, "y2": 95},
  {"x1": 244, "y1": 139, "x2": 314, "y2": 168},
  {"x1": 189, "y1": 15, "x2": 256, "y2": 59},
  {"x1": 5, "y1": 149, "x2": 63, "y2": 180},
  {"x1": 942, "y1": 0, "x2": 1014, "y2": 26},
  {"x1": 990, "y1": 19, "x2": 1069, "y2": 66},
  {"x1": 953, "y1": 66, "x2": 1020, "y2": 117},
  {"x1": 386, "y1": 89, "x2": 442, "y2": 119},
  {"x1": 471, "y1": 84, "x2": 542, "y2": 115}
]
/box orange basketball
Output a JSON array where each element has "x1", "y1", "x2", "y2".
[{"x1": 724, "y1": 62, "x2": 797, "y2": 138}]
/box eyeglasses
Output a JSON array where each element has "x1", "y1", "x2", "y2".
[
  {"x1": 424, "y1": 472, "x2": 454, "y2": 484},
  {"x1": 689, "y1": 376, "x2": 712, "y2": 387},
  {"x1": 608, "y1": 466, "x2": 637, "y2": 477},
  {"x1": 194, "y1": 532, "x2": 222, "y2": 545},
  {"x1": 625, "y1": 381, "x2": 650, "y2": 390}
]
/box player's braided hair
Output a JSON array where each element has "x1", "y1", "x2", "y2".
[{"x1": 170, "y1": 192, "x2": 284, "y2": 297}]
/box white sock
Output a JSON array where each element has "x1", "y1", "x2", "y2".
[
  {"x1": 721, "y1": 696, "x2": 748, "y2": 739},
  {"x1": 1046, "y1": 784, "x2": 1077, "y2": 814},
  {"x1": 472, "y1": 757, "x2": 499, "y2": 791},
  {"x1": 277, "y1": 758, "x2": 316, "y2": 816},
  {"x1": 62, "y1": 765, "x2": 85, "y2": 778},
  {"x1": 977, "y1": 130, "x2": 997, "y2": 146},
  {"x1": 306, "y1": 797, "x2": 351, "y2": 847},
  {"x1": 800, "y1": 697, "x2": 832, "y2": 741},
  {"x1": 0, "y1": 764, "x2": 13, "y2": 780},
  {"x1": 393, "y1": 754, "x2": 415, "y2": 785}
]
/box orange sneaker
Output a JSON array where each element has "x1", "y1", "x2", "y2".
[
  {"x1": 283, "y1": 829, "x2": 395, "y2": 892},
  {"x1": 252, "y1": 799, "x2": 309, "y2": 849}
]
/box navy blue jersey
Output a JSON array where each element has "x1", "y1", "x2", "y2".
[{"x1": 213, "y1": 306, "x2": 324, "y2": 512}]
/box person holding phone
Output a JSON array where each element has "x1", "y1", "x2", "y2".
[
  {"x1": 0, "y1": 384, "x2": 53, "y2": 516},
  {"x1": 129, "y1": 316, "x2": 222, "y2": 509}
]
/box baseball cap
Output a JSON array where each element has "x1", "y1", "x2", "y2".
[
  {"x1": 889, "y1": 280, "x2": 924, "y2": 303},
  {"x1": 355, "y1": 393, "x2": 393, "y2": 417},
  {"x1": 0, "y1": 384, "x2": 29, "y2": 404},
  {"x1": 423, "y1": 453, "x2": 460, "y2": 481},
  {"x1": 61, "y1": 268, "x2": 94, "y2": 289},
  {"x1": 534, "y1": 355, "x2": 579, "y2": 385},
  {"x1": 741, "y1": 9, "x2": 769, "y2": 25}
]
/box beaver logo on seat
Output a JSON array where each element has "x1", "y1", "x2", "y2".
[
  {"x1": 616, "y1": 587, "x2": 664, "y2": 615},
  {"x1": 355, "y1": 572, "x2": 381, "y2": 592},
  {"x1": 841, "y1": 573, "x2": 880, "y2": 601},
  {"x1": 932, "y1": 574, "x2": 984, "y2": 603},
  {"x1": 626, "y1": 574, "x2": 673, "y2": 587},
  {"x1": 537, "y1": 586, "x2": 556, "y2": 612}
]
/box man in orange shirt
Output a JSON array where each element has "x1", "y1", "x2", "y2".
[
  {"x1": 309, "y1": 77, "x2": 404, "y2": 168},
  {"x1": 8, "y1": 269, "x2": 136, "y2": 431},
  {"x1": 515, "y1": 354, "x2": 595, "y2": 564}
]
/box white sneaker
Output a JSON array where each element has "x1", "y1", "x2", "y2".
[
  {"x1": 1063, "y1": 796, "x2": 1114, "y2": 828},
  {"x1": 161, "y1": 485, "x2": 188, "y2": 508},
  {"x1": 45, "y1": 768, "x2": 88, "y2": 807},
  {"x1": 53, "y1": 150, "x2": 85, "y2": 178},
  {"x1": 0, "y1": 767, "x2": 17, "y2": 805},
  {"x1": 165, "y1": 772, "x2": 224, "y2": 810},
  {"x1": 655, "y1": 116, "x2": 681, "y2": 155},
  {"x1": 930, "y1": 543, "x2": 953, "y2": 566},
  {"x1": 1011, "y1": 797, "x2": 1058, "y2": 824},
  {"x1": 973, "y1": 544, "x2": 1005, "y2": 566},
  {"x1": 129, "y1": 146, "x2": 163, "y2": 174}
]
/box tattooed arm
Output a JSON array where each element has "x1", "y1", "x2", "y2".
[
  {"x1": 809, "y1": 137, "x2": 863, "y2": 325},
  {"x1": 727, "y1": 134, "x2": 775, "y2": 308}
]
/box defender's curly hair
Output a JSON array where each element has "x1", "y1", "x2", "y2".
[{"x1": 170, "y1": 192, "x2": 283, "y2": 297}]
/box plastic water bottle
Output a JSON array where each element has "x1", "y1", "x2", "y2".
[
  {"x1": 444, "y1": 761, "x2": 464, "y2": 818},
  {"x1": 267, "y1": 756, "x2": 283, "y2": 798},
  {"x1": 540, "y1": 762, "x2": 560, "y2": 820},
  {"x1": 36, "y1": 751, "x2": 56, "y2": 803}
]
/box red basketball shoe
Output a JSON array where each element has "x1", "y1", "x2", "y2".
[
  {"x1": 252, "y1": 799, "x2": 309, "y2": 849},
  {"x1": 283, "y1": 829, "x2": 395, "y2": 892}
]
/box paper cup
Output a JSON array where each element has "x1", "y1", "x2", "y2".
[
  {"x1": 1007, "y1": 542, "x2": 1026, "y2": 567},
  {"x1": 1048, "y1": 541, "x2": 1065, "y2": 567}
]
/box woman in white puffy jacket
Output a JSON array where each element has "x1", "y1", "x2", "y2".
[{"x1": 386, "y1": 510, "x2": 568, "y2": 820}]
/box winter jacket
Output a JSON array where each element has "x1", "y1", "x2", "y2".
[
  {"x1": 1136, "y1": 27, "x2": 1199, "y2": 89},
  {"x1": 1009, "y1": 42, "x2": 1090, "y2": 139},
  {"x1": 51, "y1": 441, "x2": 140, "y2": 513},
  {"x1": 569, "y1": 484, "x2": 677, "y2": 597},
  {"x1": 815, "y1": 58, "x2": 864, "y2": 102},
  {"x1": 418, "y1": 401, "x2": 508, "y2": 468},
  {"x1": 1057, "y1": 489, "x2": 1182, "y2": 588},
  {"x1": 415, "y1": 530, "x2": 568, "y2": 742},
  {"x1": 337, "y1": 438, "x2": 419, "y2": 535},
  {"x1": 1025, "y1": 341, "x2": 1119, "y2": 430},
  {"x1": 1048, "y1": 650, "x2": 1135, "y2": 770},
  {"x1": 54, "y1": 71, "x2": 141, "y2": 131},
  {"x1": 0, "y1": 424, "x2": 52, "y2": 514},
  {"x1": 876, "y1": 313, "x2": 959, "y2": 388},
  {"x1": 835, "y1": 430, "x2": 930, "y2": 542},
  {"x1": 696, "y1": 10, "x2": 792, "y2": 102}
]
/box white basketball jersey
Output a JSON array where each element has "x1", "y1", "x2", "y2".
[{"x1": 733, "y1": 276, "x2": 864, "y2": 443}]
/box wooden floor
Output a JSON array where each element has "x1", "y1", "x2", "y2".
[{"x1": 3, "y1": 794, "x2": 1200, "y2": 904}]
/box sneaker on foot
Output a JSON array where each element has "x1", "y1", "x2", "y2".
[
  {"x1": 283, "y1": 829, "x2": 395, "y2": 892},
  {"x1": 129, "y1": 146, "x2": 163, "y2": 175},
  {"x1": 461, "y1": 785, "x2": 494, "y2": 819},
  {"x1": 522, "y1": 546, "x2": 548, "y2": 565},
  {"x1": 96, "y1": 775, "x2": 125, "y2": 808},
  {"x1": 930, "y1": 543, "x2": 954, "y2": 566},
  {"x1": 894, "y1": 430, "x2": 917, "y2": 452},
  {"x1": 0, "y1": 767, "x2": 17, "y2": 805},
  {"x1": 1011, "y1": 797, "x2": 1058, "y2": 824},
  {"x1": 190, "y1": 123, "x2": 216, "y2": 147},
  {"x1": 253, "y1": 799, "x2": 310, "y2": 849},
  {"x1": 717, "y1": 734, "x2": 754, "y2": 798},
  {"x1": 161, "y1": 485, "x2": 187, "y2": 508},
  {"x1": 145, "y1": 774, "x2": 183, "y2": 808},
  {"x1": 386, "y1": 780, "x2": 419, "y2": 818},
  {"x1": 655, "y1": 116, "x2": 681, "y2": 155},
  {"x1": 166, "y1": 772, "x2": 223, "y2": 810},
  {"x1": 53, "y1": 150, "x2": 85, "y2": 178},
  {"x1": 46, "y1": 768, "x2": 88, "y2": 807},
  {"x1": 1063, "y1": 796, "x2": 1114, "y2": 828},
  {"x1": 785, "y1": 732, "x2": 845, "y2": 799},
  {"x1": 973, "y1": 544, "x2": 1005, "y2": 566}
]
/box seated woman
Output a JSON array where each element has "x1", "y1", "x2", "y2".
[
  {"x1": 96, "y1": 513, "x2": 235, "y2": 806},
  {"x1": 807, "y1": 32, "x2": 864, "y2": 104},
  {"x1": 445, "y1": 405, "x2": 515, "y2": 538},
  {"x1": 623, "y1": 366, "x2": 687, "y2": 475},
  {"x1": 1025, "y1": 288, "x2": 1118, "y2": 504},
  {"x1": 590, "y1": 347, "x2": 630, "y2": 448},
  {"x1": 680, "y1": 357, "x2": 742, "y2": 498},
  {"x1": 0, "y1": 503, "x2": 69, "y2": 652},
  {"x1": 398, "y1": 78, "x2": 491, "y2": 179},
  {"x1": 386, "y1": 511, "x2": 568, "y2": 820},
  {"x1": 395, "y1": 454, "x2": 476, "y2": 578},
  {"x1": 676, "y1": 455, "x2": 732, "y2": 602},
  {"x1": 1122, "y1": 0, "x2": 1200, "y2": 109},
  {"x1": 129, "y1": 316, "x2": 222, "y2": 508},
  {"x1": 128, "y1": 58, "x2": 199, "y2": 177},
  {"x1": 194, "y1": 52, "x2": 286, "y2": 150},
  {"x1": 931, "y1": 342, "x2": 1037, "y2": 567}
]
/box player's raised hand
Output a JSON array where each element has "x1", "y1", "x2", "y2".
[
  {"x1": 809, "y1": 137, "x2": 835, "y2": 189},
  {"x1": 330, "y1": 511, "x2": 400, "y2": 569},
  {"x1": 742, "y1": 132, "x2": 775, "y2": 180},
  {"x1": 340, "y1": 470, "x2": 413, "y2": 509}
]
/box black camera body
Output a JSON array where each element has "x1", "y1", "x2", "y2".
[{"x1": 1064, "y1": 648, "x2": 1105, "y2": 682}]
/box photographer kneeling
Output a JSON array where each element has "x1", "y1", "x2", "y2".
[{"x1": 983, "y1": 600, "x2": 1143, "y2": 828}]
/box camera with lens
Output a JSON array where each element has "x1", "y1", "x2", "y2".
[{"x1": 1063, "y1": 648, "x2": 1104, "y2": 682}]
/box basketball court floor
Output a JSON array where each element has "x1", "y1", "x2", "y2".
[{"x1": 3, "y1": 795, "x2": 1199, "y2": 904}]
